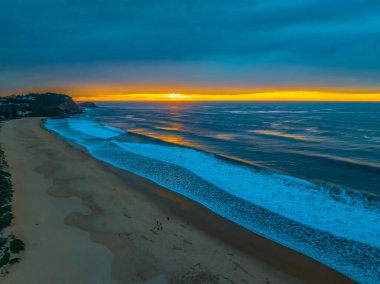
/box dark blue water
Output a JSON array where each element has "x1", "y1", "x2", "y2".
[
  {"x1": 91, "y1": 102, "x2": 380, "y2": 196},
  {"x1": 45, "y1": 102, "x2": 380, "y2": 283}
]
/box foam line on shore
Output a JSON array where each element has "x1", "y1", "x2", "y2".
[
  {"x1": 67, "y1": 119, "x2": 125, "y2": 139},
  {"x1": 112, "y1": 141, "x2": 380, "y2": 249},
  {"x1": 44, "y1": 117, "x2": 380, "y2": 284}
]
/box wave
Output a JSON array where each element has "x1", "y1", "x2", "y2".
[
  {"x1": 44, "y1": 117, "x2": 380, "y2": 283},
  {"x1": 249, "y1": 129, "x2": 321, "y2": 142},
  {"x1": 225, "y1": 110, "x2": 309, "y2": 114},
  {"x1": 112, "y1": 142, "x2": 380, "y2": 247},
  {"x1": 286, "y1": 150, "x2": 380, "y2": 174},
  {"x1": 67, "y1": 118, "x2": 125, "y2": 138}
]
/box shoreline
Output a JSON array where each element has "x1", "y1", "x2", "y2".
[
  {"x1": 105, "y1": 166, "x2": 355, "y2": 284},
  {"x1": 114, "y1": 169, "x2": 356, "y2": 283},
  {"x1": 45, "y1": 119, "x2": 355, "y2": 283},
  {"x1": 1, "y1": 118, "x2": 354, "y2": 283}
]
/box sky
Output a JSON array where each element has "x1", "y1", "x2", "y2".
[{"x1": 1, "y1": 0, "x2": 380, "y2": 101}]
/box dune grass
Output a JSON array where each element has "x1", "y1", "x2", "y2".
[{"x1": 0, "y1": 122, "x2": 24, "y2": 271}]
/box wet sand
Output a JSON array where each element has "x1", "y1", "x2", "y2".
[{"x1": 0, "y1": 118, "x2": 354, "y2": 284}]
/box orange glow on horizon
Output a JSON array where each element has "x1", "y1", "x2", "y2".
[
  {"x1": 72, "y1": 90, "x2": 380, "y2": 102},
  {"x1": 73, "y1": 92, "x2": 380, "y2": 102},
  {"x1": 2, "y1": 84, "x2": 380, "y2": 102}
]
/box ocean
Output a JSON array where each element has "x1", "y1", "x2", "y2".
[{"x1": 45, "y1": 102, "x2": 380, "y2": 283}]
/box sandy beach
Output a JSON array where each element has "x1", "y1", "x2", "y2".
[{"x1": 0, "y1": 118, "x2": 354, "y2": 284}]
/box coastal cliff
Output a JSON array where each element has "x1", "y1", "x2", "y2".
[
  {"x1": 0, "y1": 93, "x2": 81, "y2": 119},
  {"x1": 78, "y1": 102, "x2": 97, "y2": 109}
]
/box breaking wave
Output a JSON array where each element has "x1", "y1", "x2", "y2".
[{"x1": 45, "y1": 118, "x2": 380, "y2": 283}]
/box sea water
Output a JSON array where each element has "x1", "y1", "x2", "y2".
[{"x1": 45, "y1": 102, "x2": 380, "y2": 283}]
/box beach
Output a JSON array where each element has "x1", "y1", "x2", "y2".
[{"x1": 0, "y1": 118, "x2": 354, "y2": 284}]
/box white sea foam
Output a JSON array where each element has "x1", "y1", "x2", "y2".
[
  {"x1": 67, "y1": 119, "x2": 124, "y2": 139},
  {"x1": 45, "y1": 118, "x2": 380, "y2": 249},
  {"x1": 44, "y1": 117, "x2": 380, "y2": 283},
  {"x1": 113, "y1": 142, "x2": 380, "y2": 249},
  {"x1": 103, "y1": 125, "x2": 126, "y2": 133}
]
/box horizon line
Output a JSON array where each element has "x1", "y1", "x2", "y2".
[
  {"x1": 1, "y1": 88, "x2": 380, "y2": 102},
  {"x1": 74, "y1": 99, "x2": 380, "y2": 103}
]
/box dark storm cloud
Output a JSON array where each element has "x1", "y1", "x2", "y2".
[{"x1": 1, "y1": 0, "x2": 380, "y2": 89}]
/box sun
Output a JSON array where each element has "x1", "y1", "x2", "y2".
[{"x1": 165, "y1": 93, "x2": 187, "y2": 99}]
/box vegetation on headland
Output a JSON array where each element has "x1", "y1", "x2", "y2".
[
  {"x1": 0, "y1": 92, "x2": 95, "y2": 271},
  {"x1": 0, "y1": 92, "x2": 81, "y2": 119},
  {"x1": 0, "y1": 124, "x2": 24, "y2": 272}
]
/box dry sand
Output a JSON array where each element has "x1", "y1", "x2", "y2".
[{"x1": 0, "y1": 118, "x2": 354, "y2": 284}]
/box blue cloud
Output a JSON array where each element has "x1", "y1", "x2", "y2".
[{"x1": 0, "y1": 0, "x2": 379, "y2": 90}]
